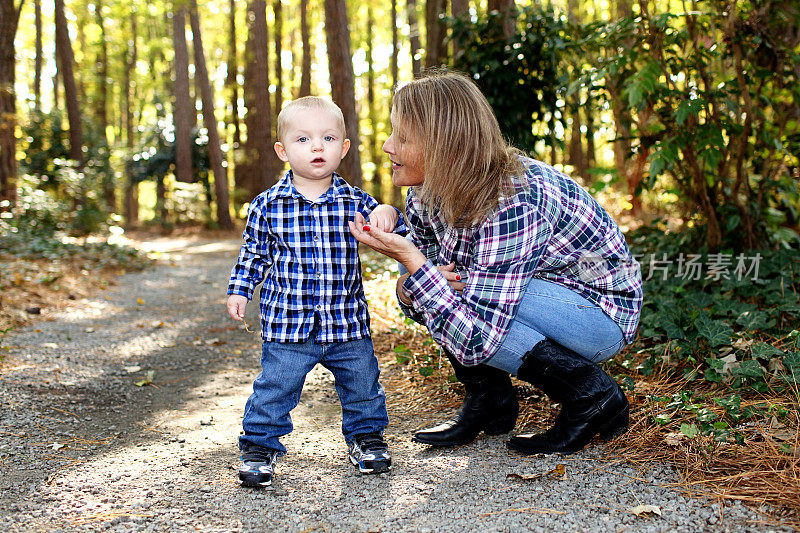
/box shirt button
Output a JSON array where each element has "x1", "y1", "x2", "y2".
[
  {"x1": 315, "y1": 304, "x2": 321, "y2": 310},
  {"x1": 314, "y1": 236, "x2": 319, "y2": 242}
]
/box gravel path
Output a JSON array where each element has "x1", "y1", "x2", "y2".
[{"x1": 0, "y1": 237, "x2": 790, "y2": 532}]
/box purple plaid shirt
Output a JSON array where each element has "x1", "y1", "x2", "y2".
[{"x1": 399, "y1": 157, "x2": 643, "y2": 366}]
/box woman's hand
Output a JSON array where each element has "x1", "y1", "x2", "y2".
[
  {"x1": 349, "y1": 212, "x2": 428, "y2": 273},
  {"x1": 396, "y1": 263, "x2": 465, "y2": 306}
]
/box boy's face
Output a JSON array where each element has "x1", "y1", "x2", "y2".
[{"x1": 274, "y1": 108, "x2": 350, "y2": 185}]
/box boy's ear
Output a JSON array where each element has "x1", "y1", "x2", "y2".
[
  {"x1": 340, "y1": 138, "x2": 351, "y2": 158},
  {"x1": 274, "y1": 142, "x2": 289, "y2": 162}
]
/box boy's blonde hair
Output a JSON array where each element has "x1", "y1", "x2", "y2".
[
  {"x1": 392, "y1": 70, "x2": 523, "y2": 227},
  {"x1": 277, "y1": 96, "x2": 346, "y2": 142}
]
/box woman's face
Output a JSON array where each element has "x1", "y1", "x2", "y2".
[{"x1": 383, "y1": 108, "x2": 425, "y2": 187}]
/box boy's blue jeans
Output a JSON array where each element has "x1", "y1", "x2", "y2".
[
  {"x1": 486, "y1": 278, "x2": 627, "y2": 374},
  {"x1": 240, "y1": 337, "x2": 389, "y2": 455}
]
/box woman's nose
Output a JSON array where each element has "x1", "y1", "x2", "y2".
[{"x1": 382, "y1": 134, "x2": 393, "y2": 154}]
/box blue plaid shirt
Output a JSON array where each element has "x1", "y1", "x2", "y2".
[
  {"x1": 399, "y1": 157, "x2": 643, "y2": 366},
  {"x1": 228, "y1": 171, "x2": 408, "y2": 343}
]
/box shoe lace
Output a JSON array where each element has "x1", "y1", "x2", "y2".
[
  {"x1": 355, "y1": 433, "x2": 387, "y2": 453},
  {"x1": 242, "y1": 447, "x2": 276, "y2": 463}
]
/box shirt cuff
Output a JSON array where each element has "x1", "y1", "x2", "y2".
[
  {"x1": 392, "y1": 208, "x2": 409, "y2": 236},
  {"x1": 227, "y1": 283, "x2": 254, "y2": 300},
  {"x1": 403, "y1": 260, "x2": 459, "y2": 314}
]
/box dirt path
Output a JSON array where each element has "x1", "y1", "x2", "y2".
[{"x1": 0, "y1": 237, "x2": 784, "y2": 532}]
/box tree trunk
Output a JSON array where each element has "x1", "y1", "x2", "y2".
[
  {"x1": 407, "y1": 0, "x2": 422, "y2": 77},
  {"x1": 424, "y1": 0, "x2": 447, "y2": 68},
  {"x1": 324, "y1": 0, "x2": 362, "y2": 186},
  {"x1": 488, "y1": 0, "x2": 517, "y2": 38},
  {"x1": 124, "y1": 10, "x2": 139, "y2": 226},
  {"x1": 390, "y1": 0, "x2": 403, "y2": 208},
  {"x1": 0, "y1": 0, "x2": 23, "y2": 211},
  {"x1": 172, "y1": 4, "x2": 194, "y2": 184},
  {"x1": 274, "y1": 0, "x2": 283, "y2": 114},
  {"x1": 34, "y1": 0, "x2": 42, "y2": 109},
  {"x1": 95, "y1": 0, "x2": 114, "y2": 210},
  {"x1": 54, "y1": 0, "x2": 84, "y2": 163},
  {"x1": 189, "y1": 0, "x2": 233, "y2": 230},
  {"x1": 227, "y1": 0, "x2": 241, "y2": 149},
  {"x1": 366, "y1": 6, "x2": 382, "y2": 202},
  {"x1": 299, "y1": 0, "x2": 312, "y2": 97},
  {"x1": 450, "y1": 0, "x2": 467, "y2": 58},
  {"x1": 240, "y1": 0, "x2": 282, "y2": 199}
]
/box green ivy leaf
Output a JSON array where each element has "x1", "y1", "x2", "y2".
[
  {"x1": 751, "y1": 343, "x2": 785, "y2": 360},
  {"x1": 680, "y1": 422, "x2": 698, "y2": 437},
  {"x1": 696, "y1": 315, "x2": 733, "y2": 346},
  {"x1": 736, "y1": 311, "x2": 775, "y2": 331},
  {"x1": 419, "y1": 366, "x2": 434, "y2": 377},
  {"x1": 731, "y1": 359, "x2": 764, "y2": 379}
]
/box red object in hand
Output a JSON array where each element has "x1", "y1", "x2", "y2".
[
  {"x1": 455, "y1": 275, "x2": 461, "y2": 281},
  {"x1": 363, "y1": 225, "x2": 371, "y2": 231}
]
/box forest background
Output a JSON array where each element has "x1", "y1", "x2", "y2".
[{"x1": 1, "y1": 0, "x2": 800, "y2": 522}]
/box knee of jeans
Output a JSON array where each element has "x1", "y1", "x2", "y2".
[{"x1": 592, "y1": 339, "x2": 625, "y2": 363}]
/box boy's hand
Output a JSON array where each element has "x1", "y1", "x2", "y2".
[
  {"x1": 227, "y1": 294, "x2": 248, "y2": 321},
  {"x1": 365, "y1": 204, "x2": 399, "y2": 233}
]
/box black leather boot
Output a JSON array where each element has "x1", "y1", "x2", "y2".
[
  {"x1": 413, "y1": 350, "x2": 518, "y2": 446},
  {"x1": 507, "y1": 339, "x2": 628, "y2": 455}
]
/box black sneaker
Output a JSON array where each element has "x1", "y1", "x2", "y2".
[
  {"x1": 348, "y1": 432, "x2": 391, "y2": 474},
  {"x1": 238, "y1": 445, "x2": 279, "y2": 487}
]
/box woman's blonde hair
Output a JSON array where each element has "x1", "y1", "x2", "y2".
[{"x1": 392, "y1": 70, "x2": 523, "y2": 227}]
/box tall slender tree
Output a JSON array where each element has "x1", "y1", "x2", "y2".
[
  {"x1": 172, "y1": 2, "x2": 193, "y2": 184},
  {"x1": 324, "y1": 0, "x2": 362, "y2": 186},
  {"x1": 407, "y1": 0, "x2": 422, "y2": 77},
  {"x1": 425, "y1": 0, "x2": 447, "y2": 67},
  {"x1": 123, "y1": 9, "x2": 139, "y2": 225},
  {"x1": 274, "y1": 0, "x2": 283, "y2": 114},
  {"x1": 54, "y1": 0, "x2": 84, "y2": 163},
  {"x1": 299, "y1": 0, "x2": 312, "y2": 97},
  {"x1": 34, "y1": 0, "x2": 42, "y2": 109},
  {"x1": 366, "y1": 5, "x2": 382, "y2": 202},
  {"x1": 0, "y1": 0, "x2": 24, "y2": 210},
  {"x1": 390, "y1": 0, "x2": 403, "y2": 208},
  {"x1": 450, "y1": 0, "x2": 467, "y2": 58},
  {"x1": 95, "y1": 0, "x2": 114, "y2": 210},
  {"x1": 227, "y1": 0, "x2": 241, "y2": 148},
  {"x1": 488, "y1": 0, "x2": 516, "y2": 38},
  {"x1": 240, "y1": 0, "x2": 282, "y2": 199},
  {"x1": 189, "y1": 0, "x2": 233, "y2": 230}
]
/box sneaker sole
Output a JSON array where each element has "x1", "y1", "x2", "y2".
[
  {"x1": 349, "y1": 455, "x2": 391, "y2": 474},
  {"x1": 239, "y1": 474, "x2": 273, "y2": 487}
]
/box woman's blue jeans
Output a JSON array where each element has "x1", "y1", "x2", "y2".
[
  {"x1": 486, "y1": 278, "x2": 626, "y2": 375},
  {"x1": 240, "y1": 337, "x2": 389, "y2": 454}
]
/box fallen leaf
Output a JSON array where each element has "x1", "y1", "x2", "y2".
[
  {"x1": 124, "y1": 366, "x2": 142, "y2": 373},
  {"x1": 136, "y1": 297, "x2": 145, "y2": 305},
  {"x1": 507, "y1": 464, "x2": 566, "y2": 482},
  {"x1": 135, "y1": 370, "x2": 155, "y2": 387},
  {"x1": 629, "y1": 504, "x2": 662, "y2": 517},
  {"x1": 51, "y1": 442, "x2": 65, "y2": 451}
]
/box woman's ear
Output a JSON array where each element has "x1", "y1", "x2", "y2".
[{"x1": 274, "y1": 142, "x2": 289, "y2": 162}]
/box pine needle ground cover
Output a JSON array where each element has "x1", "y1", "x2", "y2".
[{"x1": 361, "y1": 231, "x2": 800, "y2": 528}]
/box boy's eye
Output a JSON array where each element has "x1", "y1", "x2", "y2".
[
  {"x1": 324, "y1": 135, "x2": 335, "y2": 142},
  {"x1": 298, "y1": 136, "x2": 308, "y2": 142}
]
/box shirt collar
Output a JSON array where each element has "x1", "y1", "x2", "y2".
[{"x1": 267, "y1": 170, "x2": 359, "y2": 203}]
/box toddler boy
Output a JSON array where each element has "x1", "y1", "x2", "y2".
[{"x1": 227, "y1": 96, "x2": 407, "y2": 487}]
